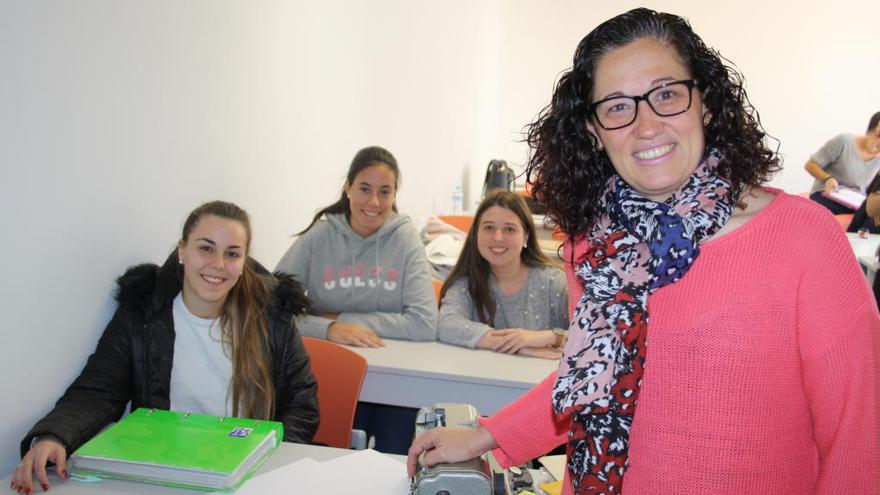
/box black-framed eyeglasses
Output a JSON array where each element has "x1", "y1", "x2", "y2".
[{"x1": 589, "y1": 79, "x2": 697, "y2": 131}]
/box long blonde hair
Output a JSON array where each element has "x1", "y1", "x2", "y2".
[{"x1": 181, "y1": 201, "x2": 274, "y2": 420}]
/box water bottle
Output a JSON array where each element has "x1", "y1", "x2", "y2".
[{"x1": 451, "y1": 186, "x2": 463, "y2": 215}]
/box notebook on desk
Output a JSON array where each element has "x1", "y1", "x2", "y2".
[
  {"x1": 70, "y1": 408, "x2": 282, "y2": 491},
  {"x1": 822, "y1": 188, "x2": 867, "y2": 209}
]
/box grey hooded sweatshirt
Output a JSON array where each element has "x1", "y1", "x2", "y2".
[{"x1": 275, "y1": 212, "x2": 438, "y2": 341}]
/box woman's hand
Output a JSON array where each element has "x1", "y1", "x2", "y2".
[
  {"x1": 11, "y1": 437, "x2": 67, "y2": 494},
  {"x1": 326, "y1": 321, "x2": 384, "y2": 348},
  {"x1": 407, "y1": 426, "x2": 497, "y2": 478},
  {"x1": 823, "y1": 177, "x2": 839, "y2": 193},
  {"x1": 517, "y1": 346, "x2": 563, "y2": 360},
  {"x1": 488, "y1": 329, "x2": 555, "y2": 354}
]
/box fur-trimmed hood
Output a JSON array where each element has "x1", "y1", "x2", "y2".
[{"x1": 115, "y1": 251, "x2": 309, "y2": 322}]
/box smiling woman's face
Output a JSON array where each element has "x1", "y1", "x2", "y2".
[
  {"x1": 589, "y1": 37, "x2": 707, "y2": 202},
  {"x1": 177, "y1": 214, "x2": 247, "y2": 318},
  {"x1": 476, "y1": 205, "x2": 527, "y2": 273},
  {"x1": 345, "y1": 163, "x2": 397, "y2": 238}
]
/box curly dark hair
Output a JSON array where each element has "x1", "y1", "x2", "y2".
[{"x1": 525, "y1": 8, "x2": 780, "y2": 240}]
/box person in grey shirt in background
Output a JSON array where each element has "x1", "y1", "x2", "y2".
[
  {"x1": 805, "y1": 111, "x2": 880, "y2": 214},
  {"x1": 438, "y1": 190, "x2": 568, "y2": 360}
]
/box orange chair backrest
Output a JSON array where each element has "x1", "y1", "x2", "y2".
[
  {"x1": 835, "y1": 213, "x2": 854, "y2": 230},
  {"x1": 432, "y1": 279, "x2": 443, "y2": 304},
  {"x1": 301, "y1": 337, "x2": 368, "y2": 449},
  {"x1": 438, "y1": 215, "x2": 475, "y2": 233}
]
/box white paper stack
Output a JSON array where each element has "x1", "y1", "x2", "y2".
[{"x1": 215, "y1": 449, "x2": 409, "y2": 495}]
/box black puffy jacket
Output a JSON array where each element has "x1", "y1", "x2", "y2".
[{"x1": 21, "y1": 252, "x2": 319, "y2": 457}]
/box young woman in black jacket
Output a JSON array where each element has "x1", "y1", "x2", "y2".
[{"x1": 12, "y1": 201, "x2": 319, "y2": 494}]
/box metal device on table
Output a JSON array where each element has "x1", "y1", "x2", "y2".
[{"x1": 410, "y1": 403, "x2": 542, "y2": 495}]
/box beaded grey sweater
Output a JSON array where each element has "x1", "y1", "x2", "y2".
[{"x1": 437, "y1": 265, "x2": 568, "y2": 348}]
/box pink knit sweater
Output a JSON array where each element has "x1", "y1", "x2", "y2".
[{"x1": 481, "y1": 191, "x2": 880, "y2": 494}]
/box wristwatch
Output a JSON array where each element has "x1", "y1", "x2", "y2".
[{"x1": 552, "y1": 328, "x2": 566, "y2": 348}]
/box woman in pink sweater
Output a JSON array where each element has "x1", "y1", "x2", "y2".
[{"x1": 408, "y1": 8, "x2": 879, "y2": 495}]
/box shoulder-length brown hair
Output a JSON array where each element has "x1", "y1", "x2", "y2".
[{"x1": 439, "y1": 190, "x2": 556, "y2": 325}]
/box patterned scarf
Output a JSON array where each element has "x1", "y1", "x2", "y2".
[{"x1": 552, "y1": 153, "x2": 736, "y2": 494}]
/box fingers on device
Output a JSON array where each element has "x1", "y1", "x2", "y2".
[{"x1": 411, "y1": 403, "x2": 520, "y2": 495}]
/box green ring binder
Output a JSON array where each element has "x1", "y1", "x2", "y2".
[{"x1": 70, "y1": 408, "x2": 282, "y2": 491}]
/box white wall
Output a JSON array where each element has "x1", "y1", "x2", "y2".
[
  {"x1": 1, "y1": 0, "x2": 878, "y2": 475},
  {"x1": 497, "y1": 0, "x2": 880, "y2": 190}
]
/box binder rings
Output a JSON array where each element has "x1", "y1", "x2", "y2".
[{"x1": 70, "y1": 408, "x2": 282, "y2": 491}]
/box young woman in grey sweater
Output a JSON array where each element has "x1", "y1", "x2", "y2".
[{"x1": 438, "y1": 190, "x2": 568, "y2": 360}]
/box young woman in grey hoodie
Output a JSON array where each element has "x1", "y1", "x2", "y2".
[
  {"x1": 275, "y1": 146, "x2": 438, "y2": 454},
  {"x1": 275, "y1": 146, "x2": 437, "y2": 347}
]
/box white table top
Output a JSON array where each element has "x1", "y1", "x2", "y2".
[
  {"x1": 847, "y1": 233, "x2": 880, "y2": 285},
  {"x1": 1, "y1": 443, "x2": 403, "y2": 495},
  {"x1": 352, "y1": 339, "x2": 557, "y2": 415},
  {"x1": 352, "y1": 339, "x2": 555, "y2": 388},
  {"x1": 847, "y1": 232, "x2": 880, "y2": 261}
]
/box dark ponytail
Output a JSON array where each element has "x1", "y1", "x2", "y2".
[{"x1": 298, "y1": 146, "x2": 401, "y2": 235}]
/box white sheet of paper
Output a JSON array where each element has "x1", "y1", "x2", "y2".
[
  {"x1": 222, "y1": 449, "x2": 408, "y2": 495},
  {"x1": 316, "y1": 449, "x2": 409, "y2": 495},
  {"x1": 211, "y1": 458, "x2": 320, "y2": 495},
  {"x1": 537, "y1": 454, "x2": 566, "y2": 482}
]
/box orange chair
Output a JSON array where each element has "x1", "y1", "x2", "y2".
[
  {"x1": 301, "y1": 337, "x2": 368, "y2": 449},
  {"x1": 432, "y1": 279, "x2": 443, "y2": 304},
  {"x1": 438, "y1": 215, "x2": 474, "y2": 233},
  {"x1": 835, "y1": 213, "x2": 854, "y2": 230}
]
